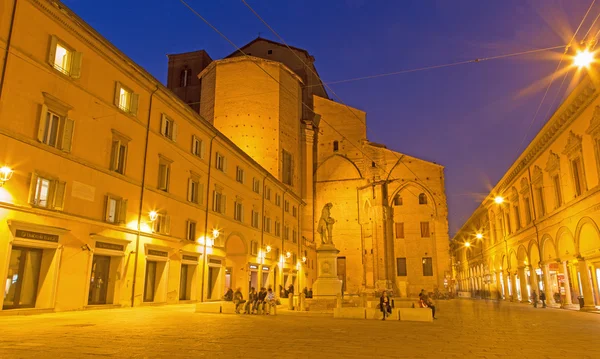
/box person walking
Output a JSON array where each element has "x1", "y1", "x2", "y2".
[
  {"x1": 380, "y1": 291, "x2": 392, "y2": 320},
  {"x1": 539, "y1": 291, "x2": 546, "y2": 308},
  {"x1": 531, "y1": 290, "x2": 538, "y2": 308}
]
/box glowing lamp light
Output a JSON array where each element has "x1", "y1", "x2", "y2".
[
  {"x1": 0, "y1": 166, "x2": 13, "y2": 186},
  {"x1": 464, "y1": 242, "x2": 471, "y2": 248},
  {"x1": 302, "y1": 256, "x2": 307, "y2": 263},
  {"x1": 212, "y1": 229, "x2": 220, "y2": 238},
  {"x1": 265, "y1": 245, "x2": 272, "y2": 253},
  {"x1": 286, "y1": 251, "x2": 291, "y2": 258},
  {"x1": 475, "y1": 233, "x2": 483, "y2": 240},
  {"x1": 149, "y1": 211, "x2": 158, "y2": 222},
  {"x1": 206, "y1": 237, "x2": 214, "y2": 247},
  {"x1": 494, "y1": 196, "x2": 504, "y2": 204},
  {"x1": 197, "y1": 236, "x2": 205, "y2": 245},
  {"x1": 574, "y1": 49, "x2": 594, "y2": 68}
]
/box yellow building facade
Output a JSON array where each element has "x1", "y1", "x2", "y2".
[
  {"x1": 0, "y1": 0, "x2": 313, "y2": 313},
  {"x1": 452, "y1": 74, "x2": 600, "y2": 310}
]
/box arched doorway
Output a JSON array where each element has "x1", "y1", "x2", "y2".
[
  {"x1": 577, "y1": 219, "x2": 600, "y2": 306},
  {"x1": 224, "y1": 233, "x2": 248, "y2": 297}
]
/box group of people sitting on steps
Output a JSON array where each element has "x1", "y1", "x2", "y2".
[
  {"x1": 379, "y1": 289, "x2": 437, "y2": 320},
  {"x1": 224, "y1": 287, "x2": 277, "y2": 314}
]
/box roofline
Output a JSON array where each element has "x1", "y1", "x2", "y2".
[
  {"x1": 196, "y1": 55, "x2": 305, "y2": 85},
  {"x1": 225, "y1": 36, "x2": 311, "y2": 59}
]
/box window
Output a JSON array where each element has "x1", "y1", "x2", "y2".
[
  {"x1": 275, "y1": 221, "x2": 281, "y2": 237},
  {"x1": 284, "y1": 200, "x2": 290, "y2": 213},
  {"x1": 250, "y1": 241, "x2": 258, "y2": 255},
  {"x1": 571, "y1": 158, "x2": 586, "y2": 197},
  {"x1": 420, "y1": 222, "x2": 430, "y2": 238},
  {"x1": 422, "y1": 257, "x2": 433, "y2": 276},
  {"x1": 275, "y1": 193, "x2": 281, "y2": 206},
  {"x1": 212, "y1": 191, "x2": 226, "y2": 214},
  {"x1": 186, "y1": 220, "x2": 197, "y2": 241},
  {"x1": 160, "y1": 114, "x2": 178, "y2": 141},
  {"x1": 110, "y1": 131, "x2": 130, "y2": 175},
  {"x1": 29, "y1": 174, "x2": 66, "y2": 210},
  {"x1": 114, "y1": 82, "x2": 139, "y2": 115},
  {"x1": 37, "y1": 105, "x2": 75, "y2": 152},
  {"x1": 180, "y1": 68, "x2": 191, "y2": 87},
  {"x1": 215, "y1": 152, "x2": 227, "y2": 172},
  {"x1": 267, "y1": 49, "x2": 273, "y2": 55},
  {"x1": 333, "y1": 141, "x2": 339, "y2": 152},
  {"x1": 513, "y1": 205, "x2": 521, "y2": 230},
  {"x1": 371, "y1": 161, "x2": 376, "y2": 168},
  {"x1": 292, "y1": 229, "x2": 297, "y2": 243},
  {"x1": 536, "y1": 187, "x2": 546, "y2": 217},
  {"x1": 48, "y1": 35, "x2": 82, "y2": 78},
  {"x1": 157, "y1": 157, "x2": 171, "y2": 192},
  {"x1": 252, "y1": 210, "x2": 260, "y2": 228},
  {"x1": 187, "y1": 176, "x2": 202, "y2": 204},
  {"x1": 282, "y1": 150, "x2": 293, "y2": 185},
  {"x1": 292, "y1": 206, "x2": 297, "y2": 217},
  {"x1": 393, "y1": 195, "x2": 403, "y2": 206},
  {"x1": 253, "y1": 178, "x2": 260, "y2": 193},
  {"x1": 395, "y1": 223, "x2": 404, "y2": 239},
  {"x1": 418, "y1": 193, "x2": 428, "y2": 205},
  {"x1": 234, "y1": 201, "x2": 244, "y2": 222},
  {"x1": 265, "y1": 186, "x2": 271, "y2": 200},
  {"x1": 105, "y1": 195, "x2": 127, "y2": 224},
  {"x1": 153, "y1": 213, "x2": 171, "y2": 235},
  {"x1": 396, "y1": 258, "x2": 407, "y2": 276},
  {"x1": 523, "y1": 197, "x2": 532, "y2": 224},
  {"x1": 284, "y1": 224, "x2": 290, "y2": 241},
  {"x1": 191, "y1": 136, "x2": 204, "y2": 158},
  {"x1": 236, "y1": 167, "x2": 245, "y2": 183},
  {"x1": 552, "y1": 175, "x2": 562, "y2": 208},
  {"x1": 264, "y1": 217, "x2": 272, "y2": 233}
]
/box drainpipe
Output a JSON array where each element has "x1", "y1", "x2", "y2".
[
  {"x1": 199, "y1": 133, "x2": 218, "y2": 302},
  {"x1": 131, "y1": 85, "x2": 159, "y2": 308},
  {"x1": 0, "y1": 0, "x2": 18, "y2": 101}
]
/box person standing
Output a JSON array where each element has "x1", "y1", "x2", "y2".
[
  {"x1": 539, "y1": 291, "x2": 546, "y2": 308},
  {"x1": 531, "y1": 290, "x2": 538, "y2": 308},
  {"x1": 233, "y1": 287, "x2": 244, "y2": 314},
  {"x1": 380, "y1": 291, "x2": 392, "y2": 320}
]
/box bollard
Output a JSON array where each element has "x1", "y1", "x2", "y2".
[
  {"x1": 361, "y1": 292, "x2": 367, "y2": 308},
  {"x1": 288, "y1": 293, "x2": 294, "y2": 310},
  {"x1": 300, "y1": 293, "x2": 306, "y2": 311}
]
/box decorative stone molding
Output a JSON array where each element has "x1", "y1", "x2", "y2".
[
  {"x1": 544, "y1": 151, "x2": 561, "y2": 173},
  {"x1": 561, "y1": 131, "x2": 583, "y2": 157},
  {"x1": 519, "y1": 177, "x2": 530, "y2": 195},
  {"x1": 510, "y1": 187, "x2": 519, "y2": 202},
  {"x1": 532, "y1": 166, "x2": 543, "y2": 184},
  {"x1": 585, "y1": 106, "x2": 600, "y2": 137}
]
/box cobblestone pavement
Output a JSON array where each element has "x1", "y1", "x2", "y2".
[{"x1": 1, "y1": 300, "x2": 599, "y2": 359}]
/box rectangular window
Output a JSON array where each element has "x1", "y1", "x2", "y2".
[
  {"x1": 252, "y1": 210, "x2": 260, "y2": 228},
  {"x1": 186, "y1": 220, "x2": 197, "y2": 241},
  {"x1": 422, "y1": 257, "x2": 433, "y2": 276},
  {"x1": 30, "y1": 174, "x2": 66, "y2": 210},
  {"x1": 250, "y1": 241, "x2": 258, "y2": 256},
  {"x1": 253, "y1": 178, "x2": 260, "y2": 193},
  {"x1": 114, "y1": 82, "x2": 139, "y2": 115},
  {"x1": 265, "y1": 186, "x2": 271, "y2": 200},
  {"x1": 234, "y1": 202, "x2": 243, "y2": 222},
  {"x1": 157, "y1": 158, "x2": 171, "y2": 192},
  {"x1": 236, "y1": 167, "x2": 245, "y2": 183},
  {"x1": 275, "y1": 248, "x2": 280, "y2": 261},
  {"x1": 282, "y1": 150, "x2": 293, "y2": 185},
  {"x1": 523, "y1": 197, "x2": 532, "y2": 224},
  {"x1": 284, "y1": 224, "x2": 290, "y2": 240},
  {"x1": 513, "y1": 206, "x2": 521, "y2": 230},
  {"x1": 572, "y1": 158, "x2": 585, "y2": 197},
  {"x1": 264, "y1": 217, "x2": 272, "y2": 233},
  {"x1": 212, "y1": 191, "x2": 226, "y2": 214},
  {"x1": 160, "y1": 114, "x2": 178, "y2": 141},
  {"x1": 105, "y1": 195, "x2": 127, "y2": 224},
  {"x1": 284, "y1": 200, "x2": 290, "y2": 213},
  {"x1": 187, "y1": 177, "x2": 201, "y2": 204},
  {"x1": 275, "y1": 193, "x2": 281, "y2": 207},
  {"x1": 553, "y1": 175, "x2": 562, "y2": 208},
  {"x1": 153, "y1": 213, "x2": 171, "y2": 235},
  {"x1": 48, "y1": 35, "x2": 82, "y2": 78},
  {"x1": 395, "y1": 223, "x2": 405, "y2": 239},
  {"x1": 292, "y1": 206, "x2": 297, "y2": 218},
  {"x1": 393, "y1": 196, "x2": 403, "y2": 206},
  {"x1": 292, "y1": 229, "x2": 297, "y2": 243},
  {"x1": 275, "y1": 221, "x2": 281, "y2": 237},
  {"x1": 191, "y1": 136, "x2": 204, "y2": 158},
  {"x1": 215, "y1": 152, "x2": 227, "y2": 172},
  {"x1": 110, "y1": 132, "x2": 129, "y2": 175},
  {"x1": 396, "y1": 258, "x2": 407, "y2": 276},
  {"x1": 420, "y1": 222, "x2": 430, "y2": 238},
  {"x1": 536, "y1": 187, "x2": 546, "y2": 217},
  {"x1": 37, "y1": 107, "x2": 75, "y2": 152}
]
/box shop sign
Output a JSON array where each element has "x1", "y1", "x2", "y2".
[
  {"x1": 549, "y1": 263, "x2": 559, "y2": 270},
  {"x1": 148, "y1": 249, "x2": 168, "y2": 257},
  {"x1": 262, "y1": 266, "x2": 270, "y2": 272},
  {"x1": 249, "y1": 264, "x2": 258, "y2": 270},
  {"x1": 209, "y1": 258, "x2": 222, "y2": 265},
  {"x1": 15, "y1": 229, "x2": 59, "y2": 243},
  {"x1": 96, "y1": 241, "x2": 124, "y2": 251},
  {"x1": 182, "y1": 255, "x2": 198, "y2": 262}
]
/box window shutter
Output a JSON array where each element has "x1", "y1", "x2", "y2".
[
  {"x1": 165, "y1": 215, "x2": 171, "y2": 235},
  {"x1": 114, "y1": 82, "x2": 121, "y2": 107},
  {"x1": 221, "y1": 195, "x2": 227, "y2": 214},
  {"x1": 158, "y1": 164, "x2": 165, "y2": 189},
  {"x1": 119, "y1": 199, "x2": 128, "y2": 224},
  {"x1": 187, "y1": 178, "x2": 193, "y2": 202},
  {"x1": 38, "y1": 104, "x2": 48, "y2": 142},
  {"x1": 200, "y1": 139, "x2": 205, "y2": 159},
  {"x1": 110, "y1": 140, "x2": 119, "y2": 171},
  {"x1": 223, "y1": 156, "x2": 228, "y2": 173},
  {"x1": 172, "y1": 122, "x2": 178, "y2": 142},
  {"x1": 53, "y1": 180, "x2": 66, "y2": 210},
  {"x1": 48, "y1": 35, "x2": 58, "y2": 66},
  {"x1": 130, "y1": 93, "x2": 139, "y2": 115},
  {"x1": 290, "y1": 156, "x2": 294, "y2": 186},
  {"x1": 70, "y1": 51, "x2": 83, "y2": 78},
  {"x1": 104, "y1": 195, "x2": 110, "y2": 222},
  {"x1": 198, "y1": 184, "x2": 204, "y2": 205},
  {"x1": 28, "y1": 173, "x2": 38, "y2": 205},
  {"x1": 61, "y1": 118, "x2": 75, "y2": 152},
  {"x1": 191, "y1": 136, "x2": 196, "y2": 154},
  {"x1": 160, "y1": 114, "x2": 167, "y2": 136}
]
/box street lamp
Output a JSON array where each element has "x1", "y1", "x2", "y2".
[
  {"x1": 494, "y1": 196, "x2": 504, "y2": 204},
  {"x1": 574, "y1": 49, "x2": 594, "y2": 68},
  {"x1": 0, "y1": 166, "x2": 13, "y2": 187},
  {"x1": 475, "y1": 232, "x2": 483, "y2": 240}
]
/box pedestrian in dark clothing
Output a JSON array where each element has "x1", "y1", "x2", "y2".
[
  {"x1": 419, "y1": 289, "x2": 436, "y2": 319},
  {"x1": 257, "y1": 287, "x2": 267, "y2": 314},
  {"x1": 540, "y1": 291, "x2": 547, "y2": 308},
  {"x1": 233, "y1": 288, "x2": 245, "y2": 314},
  {"x1": 531, "y1": 290, "x2": 538, "y2": 308},
  {"x1": 380, "y1": 291, "x2": 392, "y2": 320},
  {"x1": 224, "y1": 287, "x2": 233, "y2": 301},
  {"x1": 245, "y1": 287, "x2": 258, "y2": 314}
]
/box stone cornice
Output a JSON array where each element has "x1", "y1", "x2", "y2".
[{"x1": 585, "y1": 105, "x2": 600, "y2": 137}]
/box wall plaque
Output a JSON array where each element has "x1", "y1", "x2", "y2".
[
  {"x1": 148, "y1": 249, "x2": 168, "y2": 257},
  {"x1": 96, "y1": 241, "x2": 124, "y2": 251},
  {"x1": 15, "y1": 229, "x2": 59, "y2": 243},
  {"x1": 182, "y1": 255, "x2": 198, "y2": 262}
]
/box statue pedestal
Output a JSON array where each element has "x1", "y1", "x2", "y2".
[{"x1": 313, "y1": 244, "x2": 342, "y2": 298}]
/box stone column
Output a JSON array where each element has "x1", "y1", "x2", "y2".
[
  {"x1": 529, "y1": 266, "x2": 539, "y2": 293},
  {"x1": 518, "y1": 267, "x2": 528, "y2": 302},
  {"x1": 577, "y1": 258, "x2": 596, "y2": 311},
  {"x1": 503, "y1": 271, "x2": 510, "y2": 300},
  {"x1": 511, "y1": 271, "x2": 519, "y2": 302},
  {"x1": 541, "y1": 263, "x2": 554, "y2": 304},
  {"x1": 495, "y1": 271, "x2": 502, "y2": 299},
  {"x1": 562, "y1": 261, "x2": 573, "y2": 306}
]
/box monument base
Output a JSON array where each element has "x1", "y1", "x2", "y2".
[
  {"x1": 313, "y1": 277, "x2": 343, "y2": 298},
  {"x1": 313, "y1": 243, "x2": 342, "y2": 298}
]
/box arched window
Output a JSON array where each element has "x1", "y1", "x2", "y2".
[
  {"x1": 333, "y1": 141, "x2": 339, "y2": 152},
  {"x1": 418, "y1": 193, "x2": 427, "y2": 205},
  {"x1": 393, "y1": 195, "x2": 403, "y2": 206},
  {"x1": 180, "y1": 68, "x2": 191, "y2": 87}
]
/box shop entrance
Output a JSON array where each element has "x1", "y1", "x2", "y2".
[
  {"x1": 88, "y1": 255, "x2": 111, "y2": 305},
  {"x1": 144, "y1": 261, "x2": 157, "y2": 302},
  {"x1": 207, "y1": 266, "x2": 221, "y2": 300},
  {"x1": 179, "y1": 264, "x2": 189, "y2": 300},
  {"x1": 225, "y1": 267, "x2": 232, "y2": 289},
  {"x1": 3, "y1": 247, "x2": 43, "y2": 309},
  {"x1": 249, "y1": 267, "x2": 258, "y2": 291}
]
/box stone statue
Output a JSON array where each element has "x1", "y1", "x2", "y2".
[{"x1": 317, "y1": 203, "x2": 335, "y2": 245}]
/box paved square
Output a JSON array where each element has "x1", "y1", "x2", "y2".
[{"x1": 1, "y1": 300, "x2": 599, "y2": 358}]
